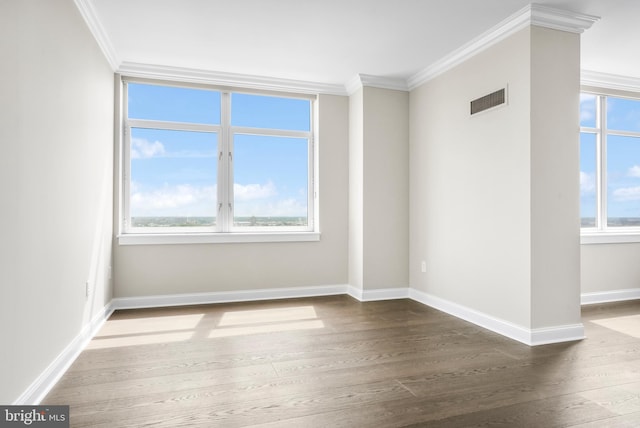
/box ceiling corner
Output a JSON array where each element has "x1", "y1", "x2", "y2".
[{"x1": 346, "y1": 74, "x2": 409, "y2": 96}]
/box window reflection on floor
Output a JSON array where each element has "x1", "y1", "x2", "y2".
[
  {"x1": 590, "y1": 314, "x2": 640, "y2": 338},
  {"x1": 86, "y1": 305, "x2": 325, "y2": 349}
]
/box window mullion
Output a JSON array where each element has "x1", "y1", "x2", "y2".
[
  {"x1": 599, "y1": 95, "x2": 608, "y2": 231},
  {"x1": 122, "y1": 82, "x2": 131, "y2": 234},
  {"x1": 219, "y1": 92, "x2": 231, "y2": 232}
]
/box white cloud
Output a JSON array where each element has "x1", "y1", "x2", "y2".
[
  {"x1": 131, "y1": 138, "x2": 165, "y2": 159},
  {"x1": 580, "y1": 94, "x2": 596, "y2": 124},
  {"x1": 131, "y1": 183, "x2": 216, "y2": 215},
  {"x1": 580, "y1": 109, "x2": 595, "y2": 124},
  {"x1": 580, "y1": 171, "x2": 595, "y2": 194},
  {"x1": 612, "y1": 186, "x2": 640, "y2": 202},
  {"x1": 234, "y1": 181, "x2": 277, "y2": 201},
  {"x1": 628, "y1": 165, "x2": 640, "y2": 178},
  {"x1": 234, "y1": 198, "x2": 307, "y2": 217}
]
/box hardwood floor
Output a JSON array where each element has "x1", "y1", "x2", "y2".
[{"x1": 43, "y1": 296, "x2": 640, "y2": 427}]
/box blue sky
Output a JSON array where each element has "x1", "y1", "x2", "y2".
[
  {"x1": 128, "y1": 83, "x2": 310, "y2": 219},
  {"x1": 580, "y1": 94, "x2": 640, "y2": 222}
]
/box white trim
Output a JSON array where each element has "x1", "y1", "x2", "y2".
[
  {"x1": 409, "y1": 288, "x2": 532, "y2": 344},
  {"x1": 347, "y1": 286, "x2": 409, "y2": 302},
  {"x1": 361, "y1": 287, "x2": 409, "y2": 302},
  {"x1": 113, "y1": 285, "x2": 406, "y2": 309},
  {"x1": 582, "y1": 70, "x2": 640, "y2": 93},
  {"x1": 346, "y1": 74, "x2": 409, "y2": 95},
  {"x1": 529, "y1": 4, "x2": 599, "y2": 34},
  {"x1": 111, "y1": 285, "x2": 349, "y2": 310},
  {"x1": 118, "y1": 232, "x2": 321, "y2": 245},
  {"x1": 345, "y1": 75, "x2": 364, "y2": 95},
  {"x1": 13, "y1": 304, "x2": 114, "y2": 405},
  {"x1": 73, "y1": 0, "x2": 119, "y2": 70},
  {"x1": 74, "y1": 1, "x2": 605, "y2": 99},
  {"x1": 346, "y1": 285, "x2": 364, "y2": 301},
  {"x1": 118, "y1": 62, "x2": 347, "y2": 96},
  {"x1": 581, "y1": 232, "x2": 640, "y2": 244},
  {"x1": 408, "y1": 288, "x2": 584, "y2": 346},
  {"x1": 530, "y1": 324, "x2": 586, "y2": 346},
  {"x1": 581, "y1": 288, "x2": 640, "y2": 305},
  {"x1": 408, "y1": 4, "x2": 598, "y2": 90}
]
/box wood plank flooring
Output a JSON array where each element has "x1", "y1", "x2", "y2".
[{"x1": 43, "y1": 296, "x2": 640, "y2": 427}]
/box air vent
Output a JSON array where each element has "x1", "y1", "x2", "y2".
[{"x1": 470, "y1": 88, "x2": 506, "y2": 115}]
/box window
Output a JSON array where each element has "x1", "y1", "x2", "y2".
[
  {"x1": 121, "y1": 79, "x2": 316, "y2": 242},
  {"x1": 580, "y1": 92, "x2": 640, "y2": 237}
]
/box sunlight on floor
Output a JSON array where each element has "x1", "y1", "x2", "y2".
[
  {"x1": 94, "y1": 313, "x2": 206, "y2": 337},
  {"x1": 218, "y1": 306, "x2": 318, "y2": 326},
  {"x1": 212, "y1": 306, "x2": 324, "y2": 337},
  {"x1": 86, "y1": 331, "x2": 195, "y2": 350},
  {"x1": 86, "y1": 305, "x2": 325, "y2": 349},
  {"x1": 591, "y1": 314, "x2": 640, "y2": 339},
  {"x1": 579, "y1": 382, "x2": 640, "y2": 416},
  {"x1": 208, "y1": 319, "x2": 325, "y2": 338}
]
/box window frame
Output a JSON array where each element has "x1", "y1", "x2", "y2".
[
  {"x1": 118, "y1": 77, "x2": 319, "y2": 245},
  {"x1": 580, "y1": 90, "x2": 640, "y2": 244}
]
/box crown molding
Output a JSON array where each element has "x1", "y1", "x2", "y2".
[
  {"x1": 345, "y1": 75, "x2": 363, "y2": 95},
  {"x1": 76, "y1": 1, "x2": 606, "y2": 98},
  {"x1": 408, "y1": 4, "x2": 599, "y2": 90},
  {"x1": 73, "y1": 0, "x2": 119, "y2": 70},
  {"x1": 117, "y1": 62, "x2": 348, "y2": 96},
  {"x1": 581, "y1": 70, "x2": 640, "y2": 93},
  {"x1": 346, "y1": 74, "x2": 409, "y2": 95},
  {"x1": 529, "y1": 4, "x2": 599, "y2": 34}
]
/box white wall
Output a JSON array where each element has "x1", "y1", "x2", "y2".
[
  {"x1": 410, "y1": 25, "x2": 583, "y2": 333},
  {"x1": 349, "y1": 86, "x2": 409, "y2": 292},
  {"x1": 582, "y1": 243, "x2": 640, "y2": 294},
  {"x1": 114, "y1": 94, "x2": 349, "y2": 297},
  {"x1": 0, "y1": 0, "x2": 114, "y2": 403},
  {"x1": 410, "y1": 27, "x2": 533, "y2": 328},
  {"x1": 349, "y1": 89, "x2": 364, "y2": 289},
  {"x1": 529, "y1": 26, "x2": 581, "y2": 328},
  {"x1": 362, "y1": 87, "x2": 409, "y2": 289}
]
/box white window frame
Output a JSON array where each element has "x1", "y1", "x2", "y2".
[
  {"x1": 117, "y1": 77, "x2": 319, "y2": 245},
  {"x1": 581, "y1": 91, "x2": 640, "y2": 244}
]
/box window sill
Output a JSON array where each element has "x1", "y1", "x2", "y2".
[
  {"x1": 118, "y1": 232, "x2": 321, "y2": 245},
  {"x1": 581, "y1": 232, "x2": 640, "y2": 244}
]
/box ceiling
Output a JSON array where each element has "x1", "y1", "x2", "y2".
[{"x1": 83, "y1": 0, "x2": 640, "y2": 90}]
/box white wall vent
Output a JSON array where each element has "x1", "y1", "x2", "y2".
[{"x1": 470, "y1": 88, "x2": 506, "y2": 115}]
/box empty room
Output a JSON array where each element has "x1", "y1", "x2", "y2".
[{"x1": 2, "y1": 0, "x2": 640, "y2": 426}]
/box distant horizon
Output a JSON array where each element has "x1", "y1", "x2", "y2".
[
  {"x1": 131, "y1": 215, "x2": 308, "y2": 228},
  {"x1": 581, "y1": 216, "x2": 640, "y2": 228}
]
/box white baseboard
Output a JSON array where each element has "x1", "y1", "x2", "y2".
[
  {"x1": 409, "y1": 288, "x2": 532, "y2": 345},
  {"x1": 408, "y1": 288, "x2": 584, "y2": 346},
  {"x1": 530, "y1": 324, "x2": 586, "y2": 346},
  {"x1": 17, "y1": 284, "x2": 636, "y2": 404},
  {"x1": 581, "y1": 288, "x2": 640, "y2": 305},
  {"x1": 14, "y1": 303, "x2": 114, "y2": 405},
  {"x1": 347, "y1": 286, "x2": 409, "y2": 302},
  {"x1": 111, "y1": 285, "x2": 602, "y2": 346},
  {"x1": 111, "y1": 284, "x2": 350, "y2": 310}
]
